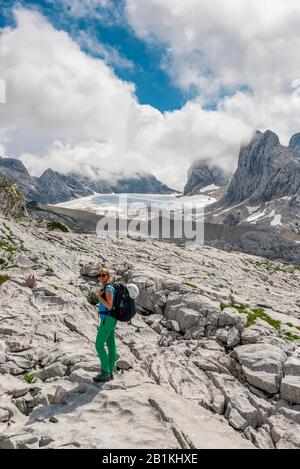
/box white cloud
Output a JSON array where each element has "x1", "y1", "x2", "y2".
[
  {"x1": 47, "y1": 0, "x2": 123, "y2": 24},
  {"x1": 77, "y1": 30, "x2": 134, "y2": 70},
  {"x1": 125, "y1": 0, "x2": 300, "y2": 100},
  {"x1": 0, "y1": 5, "x2": 300, "y2": 193},
  {"x1": 0, "y1": 143, "x2": 6, "y2": 156}
]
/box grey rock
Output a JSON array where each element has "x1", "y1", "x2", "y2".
[
  {"x1": 116, "y1": 359, "x2": 133, "y2": 370},
  {"x1": 13, "y1": 395, "x2": 36, "y2": 415},
  {"x1": 234, "y1": 344, "x2": 287, "y2": 394},
  {"x1": 39, "y1": 436, "x2": 55, "y2": 448},
  {"x1": 80, "y1": 262, "x2": 102, "y2": 278},
  {"x1": 224, "y1": 211, "x2": 240, "y2": 226},
  {"x1": 0, "y1": 353, "x2": 6, "y2": 364},
  {"x1": 227, "y1": 130, "x2": 300, "y2": 204},
  {"x1": 225, "y1": 403, "x2": 248, "y2": 431},
  {"x1": 36, "y1": 363, "x2": 67, "y2": 381},
  {"x1": 283, "y1": 349, "x2": 300, "y2": 376},
  {"x1": 165, "y1": 320, "x2": 181, "y2": 333},
  {"x1": 277, "y1": 401, "x2": 300, "y2": 425},
  {"x1": 52, "y1": 386, "x2": 68, "y2": 405},
  {"x1": 209, "y1": 385, "x2": 225, "y2": 415},
  {"x1": 281, "y1": 377, "x2": 300, "y2": 405},
  {"x1": 49, "y1": 416, "x2": 59, "y2": 424},
  {"x1": 267, "y1": 414, "x2": 300, "y2": 448},
  {"x1": 0, "y1": 409, "x2": 10, "y2": 423},
  {"x1": 239, "y1": 231, "x2": 300, "y2": 264},
  {"x1": 289, "y1": 133, "x2": 300, "y2": 149},
  {"x1": 244, "y1": 426, "x2": 275, "y2": 449},
  {"x1": 207, "y1": 372, "x2": 262, "y2": 428},
  {"x1": 0, "y1": 178, "x2": 28, "y2": 219},
  {"x1": 227, "y1": 328, "x2": 240, "y2": 348},
  {"x1": 184, "y1": 160, "x2": 230, "y2": 196},
  {"x1": 219, "y1": 308, "x2": 245, "y2": 330},
  {"x1": 216, "y1": 329, "x2": 229, "y2": 344},
  {"x1": 241, "y1": 324, "x2": 274, "y2": 345},
  {"x1": 151, "y1": 323, "x2": 163, "y2": 334}
]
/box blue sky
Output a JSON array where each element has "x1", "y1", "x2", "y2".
[{"x1": 0, "y1": 0, "x2": 188, "y2": 112}]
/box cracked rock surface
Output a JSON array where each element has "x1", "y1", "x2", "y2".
[{"x1": 0, "y1": 214, "x2": 300, "y2": 448}]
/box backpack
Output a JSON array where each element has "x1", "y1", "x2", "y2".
[{"x1": 103, "y1": 282, "x2": 137, "y2": 322}]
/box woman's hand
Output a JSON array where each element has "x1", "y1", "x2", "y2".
[{"x1": 98, "y1": 288, "x2": 102, "y2": 300}]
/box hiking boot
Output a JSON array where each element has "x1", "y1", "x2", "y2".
[{"x1": 93, "y1": 372, "x2": 111, "y2": 383}]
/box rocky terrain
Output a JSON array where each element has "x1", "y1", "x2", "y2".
[
  {"x1": 0, "y1": 157, "x2": 175, "y2": 204},
  {"x1": 0, "y1": 208, "x2": 300, "y2": 449},
  {"x1": 183, "y1": 160, "x2": 230, "y2": 196},
  {"x1": 0, "y1": 178, "x2": 28, "y2": 220}
]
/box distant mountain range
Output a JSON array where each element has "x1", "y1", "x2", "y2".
[
  {"x1": 1, "y1": 130, "x2": 300, "y2": 263},
  {"x1": 0, "y1": 157, "x2": 176, "y2": 204},
  {"x1": 184, "y1": 130, "x2": 300, "y2": 203}
]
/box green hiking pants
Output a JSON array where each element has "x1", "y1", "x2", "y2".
[{"x1": 95, "y1": 316, "x2": 117, "y2": 374}]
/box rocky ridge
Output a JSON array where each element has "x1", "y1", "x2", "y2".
[
  {"x1": 0, "y1": 157, "x2": 176, "y2": 204},
  {"x1": 0, "y1": 213, "x2": 300, "y2": 449},
  {"x1": 199, "y1": 131, "x2": 300, "y2": 263},
  {"x1": 0, "y1": 178, "x2": 28, "y2": 219},
  {"x1": 226, "y1": 130, "x2": 300, "y2": 204}
]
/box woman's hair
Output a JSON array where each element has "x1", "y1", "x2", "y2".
[{"x1": 99, "y1": 267, "x2": 114, "y2": 286}]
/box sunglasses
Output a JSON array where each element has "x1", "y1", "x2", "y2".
[{"x1": 98, "y1": 274, "x2": 107, "y2": 278}]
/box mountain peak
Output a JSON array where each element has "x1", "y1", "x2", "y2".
[
  {"x1": 0, "y1": 157, "x2": 30, "y2": 176},
  {"x1": 227, "y1": 128, "x2": 300, "y2": 204},
  {"x1": 262, "y1": 129, "x2": 280, "y2": 145},
  {"x1": 184, "y1": 160, "x2": 231, "y2": 196},
  {"x1": 289, "y1": 133, "x2": 300, "y2": 149}
]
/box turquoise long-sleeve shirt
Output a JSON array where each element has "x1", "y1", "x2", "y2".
[{"x1": 98, "y1": 284, "x2": 115, "y2": 319}]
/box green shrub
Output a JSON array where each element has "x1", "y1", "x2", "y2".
[
  {"x1": 23, "y1": 373, "x2": 37, "y2": 384},
  {"x1": 88, "y1": 291, "x2": 99, "y2": 306},
  {"x1": 185, "y1": 282, "x2": 198, "y2": 289},
  {"x1": 284, "y1": 332, "x2": 300, "y2": 342},
  {"x1": 79, "y1": 247, "x2": 92, "y2": 253},
  {"x1": 0, "y1": 274, "x2": 10, "y2": 285},
  {"x1": 246, "y1": 308, "x2": 281, "y2": 330},
  {"x1": 0, "y1": 242, "x2": 15, "y2": 253},
  {"x1": 220, "y1": 301, "x2": 281, "y2": 331},
  {"x1": 47, "y1": 221, "x2": 69, "y2": 233}
]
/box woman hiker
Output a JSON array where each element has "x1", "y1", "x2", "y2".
[{"x1": 94, "y1": 268, "x2": 117, "y2": 382}]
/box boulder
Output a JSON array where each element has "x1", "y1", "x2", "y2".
[
  {"x1": 225, "y1": 403, "x2": 248, "y2": 431},
  {"x1": 165, "y1": 320, "x2": 181, "y2": 333},
  {"x1": 281, "y1": 377, "x2": 300, "y2": 405},
  {"x1": 52, "y1": 386, "x2": 68, "y2": 405},
  {"x1": 216, "y1": 329, "x2": 229, "y2": 344},
  {"x1": 219, "y1": 308, "x2": 245, "y2": 331},
  {"x1": 244, "y1": 426, "x2": 275, "y2": 449},
  {"x1": 233, "y1": 344, "x2": 287, "y2": 394},
  {"x1": 0, "y1": 409, "x2": 10, "y2": 423},
  {"x1": 227, "y1": 328, "x2": 240, "y2": 348},
  {"x1": 267, "y1": 414, "x2": 300, "y2": 448}
]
